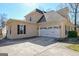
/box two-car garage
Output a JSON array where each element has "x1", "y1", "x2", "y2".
[{"x1": 39, "y1": 26, "x2": 61, "y2": 38}]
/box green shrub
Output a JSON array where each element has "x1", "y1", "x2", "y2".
[{"x1": 68, "y1": 31, "x2": 77, "y2": 38}]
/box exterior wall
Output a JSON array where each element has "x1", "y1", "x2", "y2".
[
  {"x1": 40, "y1": 11, "x2": 69, "y2": 38},
  {"x1": 61, "y1": 18, "x2": 74, "y2": 38},
  {"x1": 77, "y1": 28, "x2": 79, "y2": 36},
  {"x1": 6, "y1": 20, "x2": 38, "y2": 39},
  {"x1": 39, "y1": 21, "x2": 65, "y2": 38},
  {"x1": 36, "y1": 8, "x2": 74, "y2": 38},
  {"x1": 39, "y1": 18, "x2": 74, "y2": 38},
  {"x1": 25, "y1": 11, "x2": 43, "y2": 23},
  {"x1": 44, "y1": 11, "x2": 65, "y2": 22},
  {"x1": 57, "y1": 7, "x2": 69, "y2": 19}
]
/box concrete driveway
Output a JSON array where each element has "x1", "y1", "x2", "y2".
[{"x1": 0, "y1": 37, "x2": 79, "y2": 56}]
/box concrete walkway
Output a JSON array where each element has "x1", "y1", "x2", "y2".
[{"x1": 0, "y1": 37, "x2": 79, "y2": 56}]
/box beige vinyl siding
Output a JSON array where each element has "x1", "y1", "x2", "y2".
[
  {"x1": 39, "y1": 21, "x2": 64, "y2": 38},
  {"x1": 25, "y1": 11, "x2": 43, "y2": 23},
  {"x1": 77, "y1": 28, "x2": 79, "y2": 36},
  {"x1": 6, "y1": 20, "x2": 39, "y2": 39}
]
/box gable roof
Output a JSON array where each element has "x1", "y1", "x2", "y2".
[
  {"x1": 24, "y1": 7, "x2": 73, "y2": 24},
  {"x1": 57, "y1": 7, "x2": 69, "y2": 19},
  {"x1": 43, "y1": 10, "x2": 67, "y2": 22},
  {"x1": 25, "y1": 8, "x2": 45, "y2": 17},
  {"x1": 37, "y1": 15, "x2": 46, "y2": 23},
  {"x1": 35, "y1": 9, "x2": 46, "y2": 14},
  {"x1": 24, "y1": 9, "x2": 44, "y2": 23},
  {"x1": 6, "y1": 19, "x2": 26, "y2": 23},
  {"x1": 37, "y1": 7, "x2": 70, "y2": 23},
  {"x1": 56, "y1": 7, "x2": 74, "y2": 25}
]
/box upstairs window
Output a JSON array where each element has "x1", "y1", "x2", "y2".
[{"x1": 30, "y1": 17, "x2": 32, "y2": 21}]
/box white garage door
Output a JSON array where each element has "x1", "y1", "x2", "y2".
[{"x1": 39, "y1": 27, "x2": 60, "y2": 38}]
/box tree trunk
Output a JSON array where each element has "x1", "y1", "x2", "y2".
[
  {"x1": 74, "y1": 6, "x2": 77, "y2": 31},
  {"x1": 74, "y1": 11, "x2": 77, "y2": 31}
]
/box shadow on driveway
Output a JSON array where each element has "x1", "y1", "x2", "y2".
[
  {"x1": 58, "y1": 38, "x2": 79, "y2": 44},
  {"x1": 0, "y1": 37, "x2": 58, "y2": 47}
]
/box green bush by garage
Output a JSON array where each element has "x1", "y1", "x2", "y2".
[{"x1": 68, "y1": 31, "x2": 78, "y2": 38}]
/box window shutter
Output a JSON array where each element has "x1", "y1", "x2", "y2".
[
  {"x1": 17, "y1": 25, "x2": 19, "y2": 34},
  {"x1": 24, "y1": 25, "x2": 26, "y2": 34}
]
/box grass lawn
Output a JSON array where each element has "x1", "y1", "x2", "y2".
[{"x1": 67, "y1": 44, "x2": 79, "y2": 52}]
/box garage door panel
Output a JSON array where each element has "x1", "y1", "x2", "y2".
[{"x1": 39, "y1": 28, "x2": 60, "y2": 38}]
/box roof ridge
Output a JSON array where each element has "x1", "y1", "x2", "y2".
[{"x1": 35, "y1": 8, "x2": 46, "y2": 14}]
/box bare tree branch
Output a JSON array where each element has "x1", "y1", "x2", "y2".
[{"x1": 0, "y1": 13, "x2": 7, "y2": 28}]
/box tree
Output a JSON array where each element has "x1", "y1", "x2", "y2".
[
  {"x1": 57, "y1": 3, "x2": 79, "y2": 31},
  {"x1": 69, "y1": 3, "x2": 79, "y2": 31},
  {"x1": 0, "y1": 13, "x2": 7, "y2": 28}
]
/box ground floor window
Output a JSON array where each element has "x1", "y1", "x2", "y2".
[{"x1": 17, "y1": 25, "x2": 26, "y2": 34}]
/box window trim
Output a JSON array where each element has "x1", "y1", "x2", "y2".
[{"x1": 17, "y1": 25, "x2": 26, "y2": 34}]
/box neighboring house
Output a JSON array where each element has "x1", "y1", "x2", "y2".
[
  {"x1": 0, "y1": 29, "x2": 2, "y2": 38},
  {"x1": 0, "y1": 29, "x2": 2, "y2": 35},
  {"x1": 2, "y1": 7, "x2": 75, "y2": 39}
]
